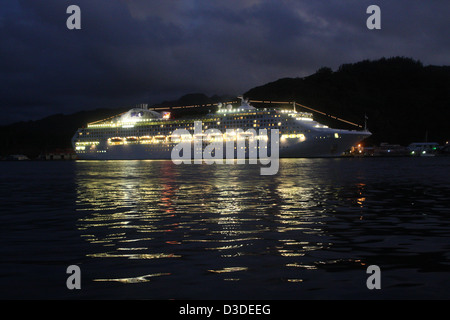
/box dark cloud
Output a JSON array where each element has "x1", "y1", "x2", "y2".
[{"x1": 0, "y1": 0, "x2": 449, "y2": 124}]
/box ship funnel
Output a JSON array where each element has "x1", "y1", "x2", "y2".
[
  {"x1": 135, "y1": 103, "x2": 148, "y2": 109},
  {"x1": 238, "y1": 95, "x2": 255, "y2": 110}
]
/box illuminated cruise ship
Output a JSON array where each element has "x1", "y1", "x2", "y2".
[{"x1": 72, "y1": 98, "x2": 371, "y2": 160}]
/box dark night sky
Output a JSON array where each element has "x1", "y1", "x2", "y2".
[{"x1": 1, "y1": 0, "x2": 449, "y2": 125}]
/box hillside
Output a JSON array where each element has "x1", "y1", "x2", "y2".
[
  {"x1": 0, "y1": 94, "x2": 232, "y2": 158},
  {"x1": 1, "y1": 57, "x2": 449, "y2": 158},
  {"x1": 244, "y1": 57, "x2": 450, "y2": 145},
  {"x1": 0, "y1": 108, "x2": 130, "y2": 158}
]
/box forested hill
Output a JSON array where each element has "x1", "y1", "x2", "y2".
[
  {"x1": 244, "y1": 57, "x2": 450, "y2": 145},
  {"x1": 0, "y1": 108, "x2": 129, "y2": 158},
  {"x1": 0, "y1": 94, "x2": 232, "y2": 158},
  {"x1": 1, "y1": 57, "x2": 449, "y2": 158}
]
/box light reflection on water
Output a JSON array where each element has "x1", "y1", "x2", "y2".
[
  {"x1": 73, "y1": 158, "x2": 450, "y2": 299},
  {"x1": 75, "y1": 160, "x2": 332, "y2": 267}
]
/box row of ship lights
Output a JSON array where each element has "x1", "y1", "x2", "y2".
[
  {"x1": 76, "y1": 131, "x2": 307, "y2": 150},
  {"x1": 88, "y1": 108, "x2": 315, "y2": 128}
]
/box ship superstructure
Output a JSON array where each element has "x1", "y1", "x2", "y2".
[{"x1": 72, "y1": 98, "x2": 371, "y2": 160}]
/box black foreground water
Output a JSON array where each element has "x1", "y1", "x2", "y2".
[{"x1": 1, "y1": 157, "x2": 449, "y2": 299}]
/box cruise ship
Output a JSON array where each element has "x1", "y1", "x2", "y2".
[{"x1": 71, "y1": 98, "x2": 371, "y2": 160}]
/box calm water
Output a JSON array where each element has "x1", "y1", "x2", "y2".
[{"x1": 1, "y1": 157, "x2": 449, "y2": 299}]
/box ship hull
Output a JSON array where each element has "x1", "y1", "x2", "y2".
[
  {"x1": 280, "y1": 130, "x2": 370, "y2": 158},
  {"x1": 74, "y1": 131, "x2": 370, "y2": 160}
]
